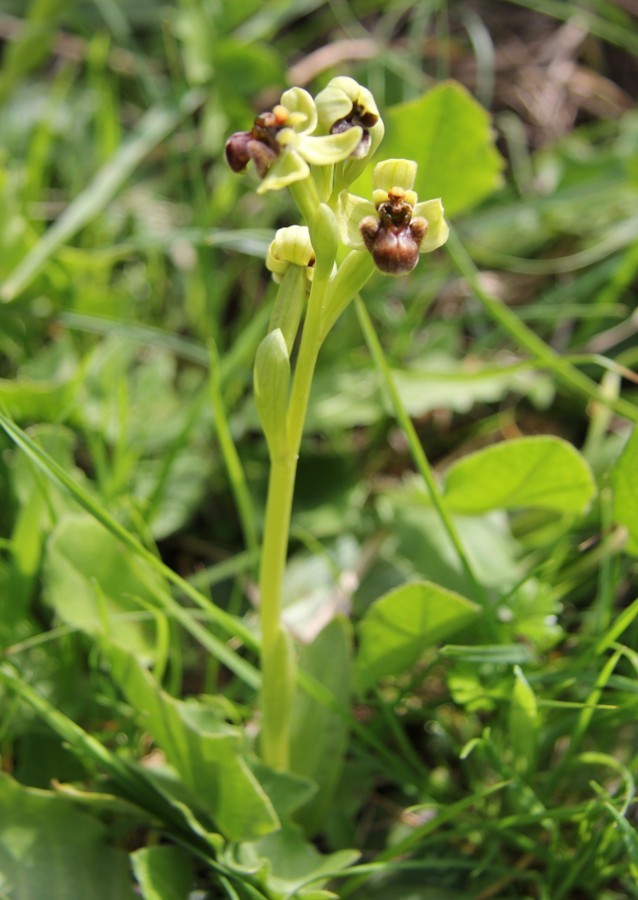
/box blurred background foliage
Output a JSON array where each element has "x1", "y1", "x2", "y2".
[{"x1": 0, "y1": 0, "x2": 638, "y2": 897}]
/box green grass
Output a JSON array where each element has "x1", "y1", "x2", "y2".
[{"x1": 0, "y1": 1, "x2": 637, "y2": 898}]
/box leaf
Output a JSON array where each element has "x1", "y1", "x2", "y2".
[
  {"x1": 239, "y1": 825, "x2": 359, "y2": 899},
  {"x1": 353, "y1": 81, "x2": 504, "y2": 218},
  {"x1": 289, "y1": 617, "x2": 352, "y2": 836},
  {"x1": 107, "y1": 644, "x2": 278, "y2": 842},
  {"x1": 356, "y1": 580, "x2": 480, "y2": 691},
  {"x1": 442, "y1": 436, "x2": 596, "y2": 515},
  {"x1": 131, "y1": 846, "x2": 194, "y2": 900},
  {"x1": 43, "y1": 515, "x2": 161, "y2": 661},
  {"x1": 509, "y1": 666, "x2": 539, "y2": 777},
  {"x1": 611, "y1": 429, "x2": 638, "y2": 556},
  {"x1": 1, "y1": 90, "x2": 204, "y2": 301},
  {"x1": 0, "y1": 773, "x2": 134, "y2": 900}
]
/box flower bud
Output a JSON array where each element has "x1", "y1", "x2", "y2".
[{"x1": 266, "y1": 226, "x2": 315, "y2": 284}]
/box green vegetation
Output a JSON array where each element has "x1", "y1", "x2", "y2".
[{"x1": 0, "y1": 1, "x2": 637, "y2": 898}]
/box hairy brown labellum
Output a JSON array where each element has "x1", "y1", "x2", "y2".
[
  {"x1": 360, "y1": 188, "x2": 428, "y2": 274},
  {"x1": 225, "y1": 106, "x2": 289, "y2": 176}
]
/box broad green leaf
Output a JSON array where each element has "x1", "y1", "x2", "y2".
[
  {"x1": 0, "y1": 773, "x2": 134, "y2": 900},
  {"x1": 442, "y1": 436, "x2": 595, "y2": 515},
  {"x1": 108, "y1": 644, "x2": 278, "y2": 842},
  {"x1": 352, "y1": 81, "x2": 504, "y2": 218},
  {"x1": 611, "y1": 429, "x2": 638, "y2": 555},
  {"x1": 356, "y1": 580, "x2": 480, "y2": 691},
  {"x1": 43, "y1": 515, "x2": 160, "y2": 660},
  {"x1": 131, "y1": 846, "x2": 194, "y2": 900},
  {"x1": 237, "y1": 825, "x2": 359, "y2": 899},
  {"x1": 290, "y1": 617, "x2": 352, "y2": 836}
]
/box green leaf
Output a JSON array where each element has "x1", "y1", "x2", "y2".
[
  {"x1": 43, "y1": 515, "x2": 161, "y2": 661},
  {"x1": 1, "y1": 90, "x2": 204, "y2": 302},
  {"x1": 239, "y1": 826, "x2": 359, "y2": 899},
  {"x1": 611, "y1": 429, "x2": 638, "y2": 555},
  {"x1": 253, "y1": 328, "x2": 290, "y2": 457},
  {"x1": 352, "y1": 81, "x2": 504, "y2": 218},
  {"x1": 131, "y1": 846, "x2": 194, "y2": 900},
  {"x1": 356, "y1": 580, "x2": 481, "y2": 691},
  {"x1": 108, "y1": 644, "x2": 278, "y2": 842},
  {"x1": 509, "y1": 666, "x2": 539, "y2": 777},
  {"x1": 0, "y1": 773, "x2": 134, "y2": 900},
  {"x1": 289, "y1": 617, "x2": 352, "y2": 836},
  {"x1": 442, "y1": 436, "x2": 596, "y2": 515}
]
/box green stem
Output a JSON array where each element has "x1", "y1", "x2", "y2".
[{"x1": 257, "y1": 270, "x2": 328, "y2": 769}]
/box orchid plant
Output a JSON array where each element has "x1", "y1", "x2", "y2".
[{"x1": 226, "y1": 78, "x2": 449, "y2": 771}]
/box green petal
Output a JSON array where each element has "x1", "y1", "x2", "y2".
[
  {"x1": 315, "y1": 79, "x2": 357, "y2": 132},
  {"x1": 257, "y1": 150, "x2": 310, "y2": 194},
  {"x1": 316, "y1": 76, "x2": 380, "y2": 132},
  {"x1": 413, "y1": 198, "x2": 449, "y2": 253},
  {"x1": 298, "y1": 128, "x2": 363, "y2": 165},
  {"x1": 280, "y1": 86, "x2": 317, "y2": 134},
  {"x1": 337, "y1": 190, "x2": 376, "y2": 249},
  {"x1": 373, "y1": 158, "x2": 417, "y2": 193}
]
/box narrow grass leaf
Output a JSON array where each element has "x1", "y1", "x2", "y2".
[
  {"x1": 1, "y1": 89, "x2": 204, "y2": 302},
  {"x1": 509, "y1": 665, "x2": 539, "y2": 776},
  {"x1": 0, "y1": 413, "x2": 260, "y2": 687}
]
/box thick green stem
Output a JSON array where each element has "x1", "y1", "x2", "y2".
[{"x1": 257, "y1": 272, "x2": 328, "y2": 770}]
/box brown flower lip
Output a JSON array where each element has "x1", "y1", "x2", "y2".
[
  {"x1": 225, "y1": 106, "x2": 290, "y2": 177},
  {"x1": 360, "y1": 188, "x2": 428, "y2": 275},
  {"x1": 330, "y1": 101, "x2": 379, "y2": 159}
]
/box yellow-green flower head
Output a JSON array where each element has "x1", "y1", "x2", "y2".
[
  {"x1": 337, "y1": 158, "x2": 449, "y2": 275},
  {"x1": 266, "y1": 225, "x2": 315, "y2": 283},
  {"x1": 315, "y1": 76, "x2": 384, "y2": 161},
  {"x1": 225, "y1": 87, "x2": 363, "y2": 194}
]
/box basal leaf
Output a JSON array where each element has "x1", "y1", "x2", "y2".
[
  {"x1": 442, "y1": 436, "x2": 595, "y2": 515},
  {"x1": 131, "y1": 846, "x2": 194, "y2": 900},
  {"x1": 0, "y1": 774, "x2": 134, "y2": 900},
  {"x1": 108, "y1": 644, "x2": 278, "y2": 842},
  {"x1": 289, "y1": 617, "x2": 352, "y2": 836},
  {"x1": 356, "y1": 580, "x2": 480, "y2": 691},
  {"x1": 43, "y1": 515, "x2": 161, "y2": 660}
]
